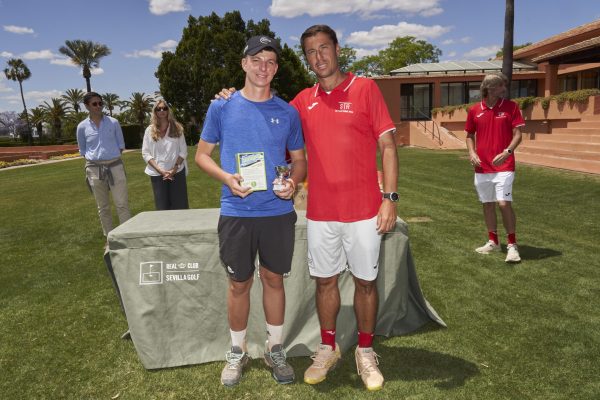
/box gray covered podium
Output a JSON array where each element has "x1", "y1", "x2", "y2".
[{"x1": 107, "y1": 209, "x2": 445, "y2": 370}]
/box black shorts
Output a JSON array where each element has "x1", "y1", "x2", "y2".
[{"x1": 217, "y1": 211, "x2": 297, "y2": 281}]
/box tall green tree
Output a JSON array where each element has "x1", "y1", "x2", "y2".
[
  {"x1": 58, "y1": 40, "x2": 111, "y2": 92},
  {"x1": 350, "y1": 36, "x2": 441, "y2": 76},
  {"x1": 338, "y1": 45, "x2": 357, "y2": 72},
  {"x1": 101, "y1": 93, "x2": 121, "y2": 117},
  {"x1": 40, "y1": 98, "x2": 68, "y2": 139},
  {"x1": 378, "y1": 36, "x2": 442, "y2": 75},
  {"x1": 61, "y1": 88, "x2": 85, "y2": 113},
  {"x1": 4, "y1": 58, "x2": 33, "y2": 145},
  {"x1": 123, "y1": 92, "x2": 154, "y2": 136},
  {"x1": 502, "y1": 0, "x2": 515, "y2": 98},
  {"x1": 350, "y1": 55, "x2": 384, "y2": 77},
  {"x1": 156, "y1": 11, "x2": 311, "y2": 128}
]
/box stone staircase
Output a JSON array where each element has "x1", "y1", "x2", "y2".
[
  {"x1": 408, "y1": 121, "x2": 466, "y2": 150},
  {"x1": 517, "y1": 115, "x2": 600, "y2": 174}
]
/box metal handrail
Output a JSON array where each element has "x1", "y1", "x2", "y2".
[{"x1": 410, "y1": 107, "x2": 443, "y2": 145}]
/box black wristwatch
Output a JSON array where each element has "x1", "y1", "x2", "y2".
[{"x1": 383, "y1": 192, "x2": 399, "y2": 202}]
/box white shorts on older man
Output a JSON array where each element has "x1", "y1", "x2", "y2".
[
  {"x1": 306, "y1": 216, "x2": 381, "y2": 281},
  {"x1": 474, "y1": 171, "x2": 514, "y2": 203}
]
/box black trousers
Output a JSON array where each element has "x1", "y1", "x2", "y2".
[{"x1": 150, "y1": 168, "x2": 189, "y2": 210}]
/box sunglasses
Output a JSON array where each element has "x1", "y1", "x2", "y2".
[
  {"x1": 90, "y1": 101, "x2": 103, "y2": 107},
  {"x1": 156, "y1": 106, "x2": 169, "y2": 112}
]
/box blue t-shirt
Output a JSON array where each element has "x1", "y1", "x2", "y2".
[{"x1": 201, "y1": 92, "x2": 304, "y2": 217}]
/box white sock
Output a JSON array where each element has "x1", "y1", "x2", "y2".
[
  {"x1": 230, "y1": 328, "x2": 247, "y2": 350},
  {"x1": 266, "y1": 323, "x2": 283, "y2": 349}
]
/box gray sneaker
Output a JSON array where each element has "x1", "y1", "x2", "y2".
[
  {"x1": 264, "y1": 342, "x2": 295, "y2": 384},
  {"x1": 221, "y1": 346, "x2": 250, "y2": 387}
]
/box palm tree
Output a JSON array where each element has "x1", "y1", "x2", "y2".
[
  {"x1": 123, "y1": 92, "x2": 154, "y2": 136},
  {"x1": 58, "y1": 40, "x2": 111, "y2": 92},
  {"x1": 502, "y1": 0, "x2": 514, "y2": 98},
  {"x1": 61, "y1": 88, "x2": 85, "y2": 113},
  {"x1": 28, "y1": 107, "x2": 46, "y2": 142},
  {"x1": 41, "y1": 98, "x2": 68, "y2": 140},
  {"x1": 101, "y1": 93, "x2": 121, "y2": 117},
  {"x1": 4, "y1": 58, "x2": 33, "y2": 145}
]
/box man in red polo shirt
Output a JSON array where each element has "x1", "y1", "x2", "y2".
[
  {"x1": 465, "y1": 72, "x2": 524, "y2": 263},
  {"x1": 292, "y1": 25, "x2": 398, "y2": 391}
]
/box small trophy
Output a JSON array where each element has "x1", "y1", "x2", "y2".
[{"x1": 273, "y1": 165, "x2": 291, "y2": 191}]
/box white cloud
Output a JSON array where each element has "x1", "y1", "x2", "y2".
[
  {"x1": 50, "y1": 57, "x2": 77, "y2": 67},
  {"x1": 442, "y1": 37, "x2": 471, "y2": 46},
  {"x1": 463, "y1": 45, "x2": 502, "y2": 59},
  {"x1": 21, "y1": 50, "x2": 57, "y2": 60},
  {"x1": 125, "y1": 39, "x2": 177, "y2": 59},
  {"x1": 447, "y1": 51, "x2": 457, "y2": 58},
  {"x1": 346, "y1": 22, "x2": 452, "y2": 47},
  {"x1": 420, "y1": 7, "x2": 443, "y2": 17},
  {"x1": 289, "y1": 35, "x2": 299, "y2": 42},
  {"x1": 148, "y1": 0, "x2": 190, "y2": 15},
  {"x1": 1, "y1": 51, "x2": 14, "y2": 58},
  {"x1": 354, "y1": 47, "x2": 381, "y2": 59},
  {"x1": 0, "y1": 76, "x2": 14, "y2": 93},
  {"x1": 270, "y1": 0, "x2": 443, "y2": 18},
  {"x1": 125, "y1": 50, "x2": 163, "y2": 59},
  {"x1": 89, "y1": 68, "x2": 104, "y2": 76},
  {"x1": 156, "y1": 39, "x2": 177, "y2": 50},
  {"x1": 4, "y1": 90, "x2": 64, "y2": 104},
  {"x1": 3, "y1": 25, "x2": 34, "y2": 35}
]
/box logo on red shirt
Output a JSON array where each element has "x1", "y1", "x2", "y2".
[{"x1": 336, "y1": 102, "x2": 353, "y2": 113}]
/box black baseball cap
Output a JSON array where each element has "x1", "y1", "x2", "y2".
[{"x1": 243, "y1": 35, "x2": 281, "y2": 57}]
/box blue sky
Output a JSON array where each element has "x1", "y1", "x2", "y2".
[{"x1": 1, "y1": 0, "x2": 598, "y2": 112}]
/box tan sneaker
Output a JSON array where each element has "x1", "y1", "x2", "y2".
[
  {"x1": 355, "y1": 346, "x2": 383, "y2": 391},
  {"x1": 475, "y1": 240, "x2": 500, "y2": 254},
  {"x1": 303, "y1": 343, "x2": 341, "y2": 384},
  {"x1": 505, "y1": 244, "x2": 521, "y2": 263}
]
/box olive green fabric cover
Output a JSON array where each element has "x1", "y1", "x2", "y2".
[{"x1": 107, "y1": 209, "x2": 445, "y2": 370}]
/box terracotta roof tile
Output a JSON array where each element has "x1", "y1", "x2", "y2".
[
  {"x1": 514, "y1": 19, "x2": 600, "y2": 58},
  {"x1": 532, "y1": 36, "x2": 600, "y2": 62}
]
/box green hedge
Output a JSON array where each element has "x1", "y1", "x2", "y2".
[
  {"x1": 0, "y1": 139, "x2": 29, "y2": 147},
  {"x1": 121, "y1": 124, "x2": 143, "y2": 149},
  {"x1": 432, "y1": 88, "x2": 600, "y2": 117}
]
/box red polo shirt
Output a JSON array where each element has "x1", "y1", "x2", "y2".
[
  {"x1": 290, "y1": 72, "x2": 395, "y2": 222},
  {"x1": 465, "y1": 98, "x2": 525, "y2": 173}
]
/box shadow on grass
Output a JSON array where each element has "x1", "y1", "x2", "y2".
[
  {"x1": 376, "y1": 344, "x2": 480, "y2": 389},
  {"x1": 305, "y1": 343, "x2": 479, "y2": 393},
  {"x1": 501, "y1": 244, "x2": 562, "y2": 260}
]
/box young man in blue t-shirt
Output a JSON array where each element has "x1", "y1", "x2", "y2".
[{"x1": 195, "y1": 36, "x2": 306, "y2": 387}]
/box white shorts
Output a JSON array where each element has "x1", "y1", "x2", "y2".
[
  {"x1": 306, "y1": 216, "x2": 382, "y2": 281},
  {"x1": 474, "y1": 172, "x2": 515, "y2": 203}
]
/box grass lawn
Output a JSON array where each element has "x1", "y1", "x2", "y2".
[{"x1": 1, "y1": 147, "x2": 599, "y2": 399}]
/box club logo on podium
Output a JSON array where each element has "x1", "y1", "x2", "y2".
[{"x1": 139, "y1": 261, "x2": 163, "y2": 285}]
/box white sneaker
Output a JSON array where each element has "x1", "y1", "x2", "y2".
[
  {"x1": 475, "y1": 240, "x2": 500, "y2": 254},
  {"x1": 355, "y1": 347, "x2": 384, "y2": 391},
  {"x1": 505, "y1": 244, "x2": 521, "y2": 263}
]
